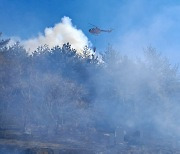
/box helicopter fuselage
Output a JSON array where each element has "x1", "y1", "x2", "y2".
[{"x1": 89, "y1": 27, "x2": 101, "y2": 35}]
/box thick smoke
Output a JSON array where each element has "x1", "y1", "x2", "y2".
[
  {"x1": 23, "y1": 16, "x2": 89, "y2": 54},
  {"x1": 1, "y1": 30, "x2": 180, "y2": 153}
]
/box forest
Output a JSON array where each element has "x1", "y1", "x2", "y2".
[{"x1": 0, "y1": 33, "x2": 180, "y2": 153}]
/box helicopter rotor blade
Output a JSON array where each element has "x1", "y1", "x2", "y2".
[{"x1": 88, "y1": 23, "x2": 98, "y2": 28}]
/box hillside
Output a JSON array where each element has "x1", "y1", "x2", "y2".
[{"x1": 0, "y1": 34, "x2": 180, "y2": 153}]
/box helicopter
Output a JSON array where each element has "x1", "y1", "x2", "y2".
[{"x1": 89, "y1": 24, "x2": 113, "y2": 35}]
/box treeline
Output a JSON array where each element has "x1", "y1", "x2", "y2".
[{"x1": 0, "y1": 33, "x2": 180, "y2": 138}]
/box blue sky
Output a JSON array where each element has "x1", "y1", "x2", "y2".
[{"x1": 0, "y1": 0, "x2": 180, "y2": 63}]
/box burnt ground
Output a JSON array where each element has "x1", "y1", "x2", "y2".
[{"x1": 0, "y1": 128, "x2": 180, "y2": 154}]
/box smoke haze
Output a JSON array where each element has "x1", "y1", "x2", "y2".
[{"x1": 1, "y1": 22, "x2": 180, "y2": 153}]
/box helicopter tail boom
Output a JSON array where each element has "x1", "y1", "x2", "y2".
[{"x1": 100, "y1": 29, "x2": 113, "y2": 33}]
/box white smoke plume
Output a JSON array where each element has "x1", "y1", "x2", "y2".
[{"x1": 23, "y1": 16, "x2": 89, "y2": 54}]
